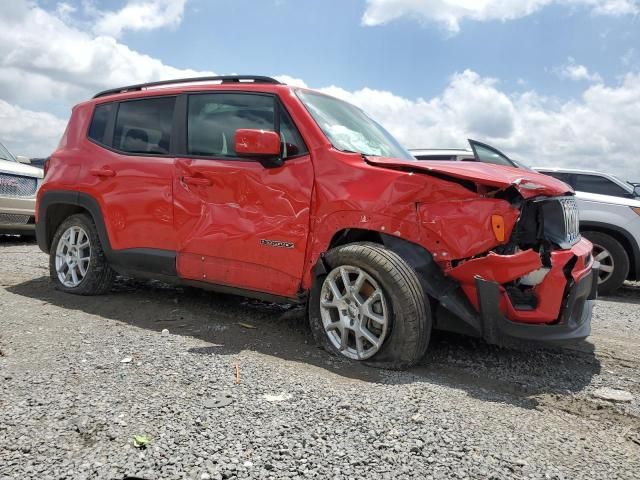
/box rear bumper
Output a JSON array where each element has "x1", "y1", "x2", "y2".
[{"x1": 475, "y1": 264, "x2": 597, "y2": 344}]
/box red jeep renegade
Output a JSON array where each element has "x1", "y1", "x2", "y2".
[{"x1": 36, "y1": 76, "x2": 597, "y2": 368}]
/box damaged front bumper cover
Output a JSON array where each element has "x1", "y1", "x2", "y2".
[
  {"x1": 475, "y1": 265, "x2": 598, "y2": 345},
  {"x1": 445, "y1": 237, "x2": 598, "y2": 345}
]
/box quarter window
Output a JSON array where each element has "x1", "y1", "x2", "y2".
[
  {"x1": 187, "y1": 93, "x2": 307, "y2": 159},
  {"x1": 113, "y1": 97, "x2": 175, "y2": 155},
  {"x1": 88, "y1": 103, "x2": 113, "y2": 145},
  {"x1": 279, "y1": 107, "x2": 308, "y2": 158}
]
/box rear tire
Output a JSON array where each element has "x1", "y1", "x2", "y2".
[
  {"x1": 583, "y1": 231, "x2": 629, "y2": 296},
  {"x1": 309, "y1": 242, "x2": 431, "y2": 369},
  {"x1": 49, "y1": 213, "x2": 115, "y2": 295}
]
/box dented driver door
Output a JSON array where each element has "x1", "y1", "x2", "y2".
[{"x1": 172, "y1": 92, "x2": 313, "y2": 298}]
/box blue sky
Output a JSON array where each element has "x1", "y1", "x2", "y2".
[
  {"x1": 121, "y1": 0, "x2": 639, "y2": 100},
  {"x1": 1, "y1": 0, "x2": 639, "y2": 178}
]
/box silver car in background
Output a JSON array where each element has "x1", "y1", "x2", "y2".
[
  {"x1": 0, "y1": 141, "x2": 44, "y2": 236},
  {"x1": 534, "y1": 168, "x2": 640, "y2": 295}
]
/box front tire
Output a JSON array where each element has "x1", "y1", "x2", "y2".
[
  {"x1": 49, "y1": 213, "x2": 115, "y2": 295},
  {"x1": 309, "y1": 242, "x2": 431, "y2": 369},
  {"x1": 583, "y1": 231, "x2": 629, "y2": 296}
]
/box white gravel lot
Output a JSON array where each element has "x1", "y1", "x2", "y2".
[{"x1": 0, "y1": 237, "x2": 639, "y2": 479}]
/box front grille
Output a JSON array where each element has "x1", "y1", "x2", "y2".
[
  {"x1": 559, "y1": 197, "x2": 580, "y2": 245},
  {"x1": 0, "y1": 213, "x2": 31, "y2": 225},
  {"x1": 0, "y1": 173, "x2": 37, "y2": 197},
  {"x1": 540, "y1": 196, "x2": 581, "y2": 249}
]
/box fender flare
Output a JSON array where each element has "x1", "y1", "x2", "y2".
[
  {"x1": 37, "y1": 190, "x2": 112, "y2": 255},
  {"x1": 311, "y1": 231, "x2": 482, "y2": 335}
]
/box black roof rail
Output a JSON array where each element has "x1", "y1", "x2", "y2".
[{"x1": 92, "y1": 75, "x2": 282, "y2": 99}]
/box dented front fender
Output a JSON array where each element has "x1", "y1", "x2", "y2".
[{"x1": 417, "y1": 199, "x2": 520, "y2": 260}]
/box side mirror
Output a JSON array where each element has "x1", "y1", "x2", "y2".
[
  {"x1": 235, "y1": 129, "x2": 281, "y2": 157},
  {"x1": 16, "y1": 155, "x2": 31, "y2": 164}
]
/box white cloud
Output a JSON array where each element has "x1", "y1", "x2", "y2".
[
  {"x1": 93, "y1": 0, "x2": 188, "y2": 38},
  {"x1": 556, "y1": 58, "x2": 602, "y2": 82},
  {"x1": 0, "y1": 1, "x2": 212, "y2": 107},
  {"x1": 362, "y1": 0, "x2": 640, "y2": 33},
  {"x1": 318, "y1": 70, "x2": 640, "y2": 180},
  {"x1": 0, "y1": 100, "x2": 67, "y2": 158},
  {"x1": 0, "y1": 0, "x2": 210, "y2": 156},
  {"x1": 275, "y1": 75, "x2": 309, "y2": 88},
  {"x1": 0, "y1": 1, "x2": 638, "y2": 182}
]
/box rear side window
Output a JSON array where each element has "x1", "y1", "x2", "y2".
[
  {"x1": 88, "y1": 103, "x2": 112, "y2": 144},
  {"x1": 187, "y1": 93, "x2": 307, "y2": 159},
  {"x1": 113, "y1": 97, "x2": 175, "y2": 155},
  {"x1": 414, "y1": 155, "x2": 457, "y2": 161},
  {"x1": 541, "y1": 171, "x2": 572, "y2": 185},
  {"x1": 573, "y1": 174, "x2": 631, "y2": 197}
]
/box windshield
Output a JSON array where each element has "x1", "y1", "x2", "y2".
[
  {"x1": 0, "y1": 142, "x2": 16, "y2": 162},
  {"x1": 296, "y1": 90, "x2": 414, "y2": 160}
]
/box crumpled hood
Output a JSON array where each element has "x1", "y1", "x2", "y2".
[
  {"x1": 366, "y1": 157, "x2": 572, "y2": 198},
  {"x1": 0, "y1": 158, "x2": 43, "y2": 178}
]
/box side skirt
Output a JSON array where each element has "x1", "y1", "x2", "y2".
[{"x1": 111, "y1": 248, "x2": 304, "y2": 305}]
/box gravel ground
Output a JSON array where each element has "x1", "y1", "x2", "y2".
[{"x1": 0, "y1": 237, "x2": 639, "y2": 480}]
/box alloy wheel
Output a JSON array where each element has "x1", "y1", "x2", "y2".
[
  {"x1": 55, "y1": 226, "x2": 91, "y2": 288},
  {"x1": 319, "y1": 265, "x2": 389, "y2": 360},
  {"x1": 593, "y1": 243, "x2": 614, "y2": 285}
]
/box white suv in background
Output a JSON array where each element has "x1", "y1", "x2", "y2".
[
  {"x1": 0, "y1": 141, "x2": 43, "y2": 237},
  {"x1": 533, "y1": 168, "x2": 640, "y2": 295}
]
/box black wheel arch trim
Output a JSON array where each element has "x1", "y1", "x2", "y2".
[
  {"x1": 581, "y1": 221, "x2": 639, "y2": 280},
  {"x1": 313, "y1": 230, "x2": 483, "y2": 335}
]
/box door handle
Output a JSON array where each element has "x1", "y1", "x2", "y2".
[
  {"x1": 182, "y1": 176, "x2": 211, "y2": 187},
  {"x1": 89, "y1": 167, "x2": 116, "y2": 177}
]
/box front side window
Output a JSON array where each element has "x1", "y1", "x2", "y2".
[
  {"x1": 113, "y1": 97, "x2": 175, "y2": 155},
  {"x1": 574, "y1": 174, "x2": 632, "y2": 197},
  {"x1": 187, "y1": 93, "x2": 306, "y2": 159},
  {"x1": 296, "y1": 90, "x2": 413, "y2": 160}
]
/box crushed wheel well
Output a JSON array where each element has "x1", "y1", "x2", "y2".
[{"x1": 328, "y1": 228, "x2": 384, "y2": 249}]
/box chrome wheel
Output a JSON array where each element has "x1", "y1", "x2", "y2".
[
  {"x1": 593, "y1": 243, "x2": 614, "y2": 285},
  {"x1": 55, "y1": 226, "x2": 91, "y2": 288},
  {"x1": 319, "y1": 265, "x2": 389, "y2": 360}
]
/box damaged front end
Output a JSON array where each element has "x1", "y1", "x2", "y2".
[
  {"x1": 366, "y1": 155, "x2": 597, "y2": 345},
  {"x1": 443, "y1": 193, "x2": 598, "y2": 345}
]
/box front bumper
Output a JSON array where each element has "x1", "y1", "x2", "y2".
[
  {"x1": 447, "y1": 237, "x2": 597, "y2": 344},
  {"x1": 475, "y1": 265, "x2": 597, "y2": 344}
]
